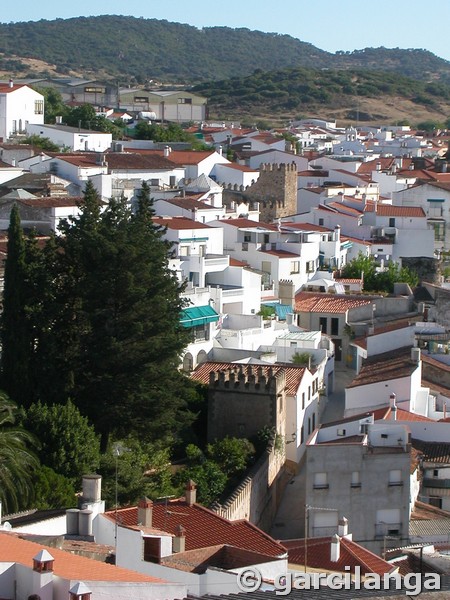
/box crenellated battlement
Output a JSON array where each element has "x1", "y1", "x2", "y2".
[
  {"x1": 260, "y1": 162, "x2": 298, "y2": 173},
  {"x1": 208, "y1": 365, "x2": 286, "y2": 394}
]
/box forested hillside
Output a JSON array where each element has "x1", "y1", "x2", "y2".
[{"x1": 1, "y1": 15, "x2": 450, "y2": 85}]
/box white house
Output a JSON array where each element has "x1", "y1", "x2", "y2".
[
  {"x1": 0, "y1": 82, "x2": 44, "y2": 140},
  {"x1": 27, "y1": 123, "x2": 112, "y2": 152}
]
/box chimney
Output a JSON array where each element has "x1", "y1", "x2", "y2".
[
  {"x1": 330, "y1": 534, "x2": 340, "y2": 562},
  {"x1": 172, "y1": 524, "x2": 186, "y2": 553},
  {"x1": 11, "y1": 158, "x2": 16, "y2": 167},
  {"x1": 69, "y1": 581, "x2": 92, "y2": 600},
  {"x1": 338, "y1": 517, "x2": 348, "y2": 537},
  {"x1": 218, "y1": 145, "x2": 223, "y2": 156},
  {"x1": 164, "y1": 145, "x2": 170, "y2": 157},
  {"x1": 8, "y1": 79, "x2": 13, "y2": 89},
  {"x1": 411, "y1": 347, "x2": 421, "y2": 365},
  {"x1": 390, "y1": 393, "x2": 397, "y2": 420},
  {"x1": 32, "y1": 549, "x2": 54, "y2": 600},
  {"x1": 137, "y1": 497, "x2": 153, "y2": 527},
  {"x1": 334, "y1": 224, "x2": 341, "y2": 242},
  {"x1": 185, "y1": 480, "x2": 197, "y2": 506}
]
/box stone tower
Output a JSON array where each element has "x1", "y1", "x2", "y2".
[{"x1": 244, "y1": 162, "x2": 298, "y2": 222}]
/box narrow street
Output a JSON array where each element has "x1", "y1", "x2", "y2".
[{"x1": 270, "y1": 363, "x2": 355, "y2": 541}]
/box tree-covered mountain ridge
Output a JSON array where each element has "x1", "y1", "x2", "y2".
[{"x1": 0, "y1": 15, "x2": 450, "y2": 85}]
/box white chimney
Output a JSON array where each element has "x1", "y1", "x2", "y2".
[
  {"x1": 172, "y1": 524, "x2": 186, "y2": 553},
  {"x1": 8, "y1": 79, "x2": 13, "y2": 89},
  {"x1": 137, "y1": 497, "x2": 153, "y2": 527},
  {"x1": 338, "y1": 517, "x2": 348, "y2": 537},
  {"x1": 185, "y1": 480, "x2": 197, "y2": 506},
  {"x1": 411, "y1": 347, "x2": 421, "y2": 365},
  {"x1": 11, "y1": 158, "x2": 16, "y2": 167},
  {"x1": 32, "y1": 549, "x2": 54, "y2": 600},
  {"x1": 330, "y1": 534, "x2": 340, "y2": 562},
  {"x1": 218, "y1": 145, "x2": 223, "y2": 156},
  {"x1": 390, "y1": 393, "x2": 397, "y2": 420},
  {"x1": 164, "y1": 145, "x2": 170, "y2": 157}
]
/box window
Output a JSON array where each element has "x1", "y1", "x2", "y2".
[
  {"x1": 319, "y1": 317, "x2": 327, "y2": 334},
  {"x1": 178, "y1": 97, "x2": 192, "y2": 104},
  {"x1": 143, "y1": 537, "x2": 161, "y2": 563},
  {"x1": 306, "y1": 260, "x2": 315, "y2": 273},
  {"x1": 34, "y1": 100, "x2": 44, "y2": 114},
  {"x1": 337, "y1": 428, "x2": 346, "y2": 436},
  {"x1": 331, "y1": 318, "x2": 339, "y2": 336},
  {"x1": 433, "y1": 469, "x2": 439, "y2": 477},
  {"x1": 302, "y1": 392, "x2": 305, "y2": 410},
  {"x1": 351, "y1": 471, "x2": 361, "y2": 488},
  {"x1": 290, "y1": 261, "x2": 300, "y2": 274},
  {"x1": 388, "y1": 469, "x2": 403, "y2": 486},
  {"x1": 134, "y1": 96, "x2": 149, "y2": 102},
  {"x1": 300, "y1": 426, "x2": 304, "y2": 444},
  {"x1": 84, "y1": 86, "x2": 106, "y2": 93},
  {"x1": 190, "y1": 325, "x2": 210, "y2": 342},
  {"x1": 308, "y1": 386, "x2": 311, "y2": 401},
  {"x1": 312, "y1": 413, "x2": 315, "y2": 430},
  {"x1": 179, "y1": 245, "x2": 190, "y2": 257},
  {"x1": 264, "y1": 234, "x2": 270, "y2": 244},
  {"x1": 313, "y1": 472, "x2": 329, "y2": 489},
  {"x1": 244, "y1": 234, "x2": 251, "y2": 242},
  {"x1": 319, "y1": 218, "x2": 324, "y2": 226},
  {"x1": 389, "y1": 218, "x2": 396, "y2": 227},
  {"x1": 308, "y1": 417, "x2": 311, "y2": 435}
]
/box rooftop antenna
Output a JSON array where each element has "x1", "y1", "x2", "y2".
[{"x1": 157, "y1": 494, "x2": 189, "y2": 530}]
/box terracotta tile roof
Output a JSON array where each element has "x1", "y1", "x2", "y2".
[
  {"x1": 294, "y1": 292, "x2": 372, "y2": 314},
  {"x1": 0, "y1": 531, "x2": 162, "y2": 583},
  {"x1": 15, "y1": 197, "x2": 82, "y2": 208},
  {"x1": 346, "y1": 347, "x2": 418, "y2": 388},
  {"x1": 412, "y1": 440, "x2": 450, "y2": 463},
  {"x1": 395, "y1": 408, "x2": 434, "y2": 422},
  {"x1": 283, "y1": 536, "x2": 393, "y2": 575},
  {"x1": 365, "y1": 204, "x2": 426, "y2": 217},
  {"x1": 191, "y1": 361, "x2": 306, "y2": 396},
  {"x1": 105, "y1": 500, "x2": 286, "y2": 558},
  {"x1": 158, "y1": 197, "x2": 214, "y2": 211},
  {"x1": 327, "y1": 202, "x2": 363, "y2": 216},
  {"x1": 0, "y1": 84, "x2": 27, "y2": 93},
  {"x1": 160, "y1": 544, "x2": 279, "y2": 574},
  {"x1": 229, "y1": 257, "x2": 249, "y2": 267},
  {"x1": 58, "y1": 152, "x2": 179, "y2": 170},
  {"x1": 123, "y1": 149, "x2": 217, "y2": 165},
  {"x1": 351, "y1": 337, "x2": 367, "y2": 350},
  {"x1": 280, "y1": 221, "x2": 332, "y2": 232},
  {"x1": 152, "y1": 216, "x2": 212, "y2": 230}
]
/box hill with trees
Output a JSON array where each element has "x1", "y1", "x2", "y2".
[
  {"x1": 0, "y1": 16, "x2": 450, "y2": 85},
  {"x1": 192, "y1": 66, "x2": 450, "y2": 125}
]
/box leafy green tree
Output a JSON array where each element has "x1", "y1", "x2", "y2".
[
  {"x1": 100, "y1": 437, "x2": 174, "y2": 508},
  {"x1": 206, "y1": 437, "x2": 255, "y2": 477},
  {"x1": 342, "y1": 253, "x2": 418, "y2": 293},
  {"x1": 0, "y1": 392, "x2": 38, "y2": 513},
  {"x1": 21, "y1": 401, "x2": 100, "y2": 483},
  {"x1": 33, "y1": 86, "x2": 68, "y2": 124},
  {"x1": 175, "y1": 461, "x2": 228, "y2": 505},
  {"x1": 22, "y1": 135, "x2": 60, "y2": 152},
  {"x1": 31, "y1": 466, "x2": 76, "y2": 509},
  {"x1": 341, "y1": 252, "x2": 377, "y2": 290}
]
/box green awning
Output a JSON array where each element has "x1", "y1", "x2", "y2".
[{"x1": 180, "y1": 305, "x2": 219, "y2": 328}]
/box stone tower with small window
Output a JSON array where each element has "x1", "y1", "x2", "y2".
[{"x1": 244, "y1": 162, "x2": 298, "y2": 223}]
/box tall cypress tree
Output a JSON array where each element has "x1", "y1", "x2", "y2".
[
  {"x1": 0, "y1": 205, "x2": 31, "y2": 406},
  {"x1": 41, "y1": 181, "x2": 193, "y2": 450}
]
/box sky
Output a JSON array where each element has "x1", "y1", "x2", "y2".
[{"x1": 5, "y1": 0, "x2": 450, "y2": 62}]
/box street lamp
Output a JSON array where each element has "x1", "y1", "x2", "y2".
[{"x1": 113, "y1": 442, "x2": 129, "y2": 561}]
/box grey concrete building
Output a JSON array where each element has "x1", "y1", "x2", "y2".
[{"x1": 305, "y1": 416, "x2": 412, "y2": 555}]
